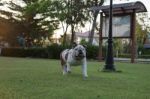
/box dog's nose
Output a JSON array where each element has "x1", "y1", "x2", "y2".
[{"x1": 79, "y1": 50, "x2": 82, "y2": 54}]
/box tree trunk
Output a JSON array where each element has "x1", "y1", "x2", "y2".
[
  {"x1": 62, "y1": 23, "x2": 69, "y2": 45},
  {"x1": 63, "y1": 32, "x2": 67, "y2": 45},
  {"x1": 88, "y1": 11, "x2": 99, "y2": 45},
  {"x1": 71, "y1": 24, "x2": 75, "y2": 44}
]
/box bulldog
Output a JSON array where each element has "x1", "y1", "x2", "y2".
[{"x1": 60, "y1": 43, "x2": 88, "y2": 78}]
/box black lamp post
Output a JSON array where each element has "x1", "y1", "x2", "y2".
[{"x1": 103, "y1": 0, "x2": 116, "y2": 71}]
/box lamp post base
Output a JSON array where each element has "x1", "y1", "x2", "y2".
[
  {"x1": 103, "y1": 64, "x2": 116, "y2": 71},
  {"x1": 102, "y1": 67, "x2": 122, "y2": 73}
]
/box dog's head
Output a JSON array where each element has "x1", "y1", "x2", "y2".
[{"x1": 72, "y1": 43, "x2": 86, "y2": 60}]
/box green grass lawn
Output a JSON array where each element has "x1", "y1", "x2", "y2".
[{"x1": 0, "y1": 57, "x2": 150, "y2": 99}]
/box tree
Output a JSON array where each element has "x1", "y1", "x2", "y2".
[
  {"x1": 136, "y1": 12, "x2": 150, "y2": 46},
  {"x1": 56, "y1": 0, "x2": 104, "y2": 45},
  {"x1": 51, "y1": 0, "x2": 70, "y2": 45},
  {"x1": 113, "y1": 39, "x2": 123, "y2": 57},
  {"x1": 0, "y1": 0, "x2": 27, "y2": 46},
  {"x1": 0, "y1": 0, "x2": 25, "y2": 23},
  {"x1": 0, "y1": 0, "x2": 106, "y2": 46},
  {"x1": 64, "y1": 0, "x2": 90, "y2": 44},
  {"x1": 0, "y1": 0, "x2": 60, "y2": 47},
  {"x1": 53, "y1": 0, "x2": 98, "y2": 45},
  {"x1": 21, "y1": 0, "x2": 60, "y2": 46},
  {"x1": 87, "y1": 0, "x2": 104, "y2": 45},
  {"x1": 22, "y1": 0, "x2": 90, "y2": 45}
]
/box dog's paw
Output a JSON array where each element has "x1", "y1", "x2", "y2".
[
  {"x1": 63, "y1": 71, "x2": 67, "y2": 75},
  {"x1": 67, "y1": 71, "x2": 71, "y2": 73},
  {"x1": 83, "y1": 75, "x2": 88, "y2": 80},
  {"x1": 83, "y1": 76, "x2": 88, "y2": 80}
]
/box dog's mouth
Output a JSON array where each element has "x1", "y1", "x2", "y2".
[{"x1": 75, "y1": 54, "x2": 85, "y2": 60}]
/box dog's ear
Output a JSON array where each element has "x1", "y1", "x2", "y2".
[{"x1": 72, "y1": 42, "x2": 77, "y2": 48}]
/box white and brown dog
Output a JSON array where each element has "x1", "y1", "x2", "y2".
[{"x1": 60, "y1": 43, "x2": 88, "y2": 78}]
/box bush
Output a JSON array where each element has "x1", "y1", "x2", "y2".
[
  {"x1": 25, "y1": 48, "x2": 48, "y2": 58},
  {"x1": 118, "y1": 54, "x2": 150, "y2": 59},
  {"x1": 1, "y1": 48, "x2": 26, "y2": 57},
  {"x1": 86, "y1": 45, "x2": 99, "y2": 59},
  {"x1": 138, "y1": 55, "x2": 150, "y2": 59},
  {"x1": 118, "y1": 54, "x2": 131, "y2": 58},
  {"x1": 141, "y1": 49, "x2": 150, "y2": 55},
  {"x1": 1, "y1": 44, "x2": 102, "y2": 59},
  {"x1": 47, "y1": 44, "x2": 70, "y2": 59},
  {"x1": 1, "y1": 47, "x2": 48, "y2": 58},
  {"x1": 47, "y1": 44, "x2": 100, "y2": 59}
]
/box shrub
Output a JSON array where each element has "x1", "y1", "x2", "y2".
[
  {"x1": 86, "y1": 45, "x2": 99, "y2": 59},
  {"x1": 1, "y1": 44, "x2": 102, "y2": 59},
  {"x1": 1, "y1": 47, "x2": 48, "y2": 58},
  {"x1": 25, "y1": 48, "x2": 48, "y2": 58},
  {"x1": 138, "y1": 55, "x2": 150, "y2": 59},
  {"x1": 118, "y1": 54, "x2": 131, "y2": 58},
  {"x1": 141, "y1": 49, "x2": 150, "y2": 55},
  {"x1": 47, "y1": 44, "x2": 70, "y2": 59},
  {"x1": 1, "y1": 48, "x2": 26, "y2": 57}
]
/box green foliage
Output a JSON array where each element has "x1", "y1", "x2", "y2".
[
  {"x1": 86, "y1": 0, "x2": 104, "y2": 6},
  {"x1": 136, "y1": 22, "x2": 147, "y2": 45},
  {"x1": 47, "y1": 44, "x2": 70, "y2": 59},
  {"x1": 53, "y1": 0, "x2": 99, "y2": 43},
  {"x1": 0, "y1": 0, "x2": 105, "y2": 45},
  {"x1": 141, "y1": 49, "x2": 150, "y2": 55},
  {"x1": 136, "y1": 13, "x2": 150, "y2": 46},
  {"x1": 87, "y1": 0, "x2": 104, "y2": 44},
  {"x1": 86, "y1": 45, "x2": 99, "y2": 59},
  {"x1": 1, "y1": 44, "x2": 101, "y2": 59},
  {"x1": 80, "y1": 39, "x2": 89, "y2": 45},
  {"x1": 137, "y1": 45, "x2": 150, "y2": 58},
  {"x1": 138, "y1": 55, "x2": 150, "y2": 59},
  {"x1": 1, "y1": 47, "x2": 48, "y2": 58},
  {"x1": 24, "y1": 1, "x2": 39, "y2": 15},
  {"x1": 113, "y1": 39, "x2": 124, "y2": 57},
  {"x1": 118, "y1": 54, "x2": 131, "y2": 58},
  {"x1": 118, "y1": 54, "x2": 150, "y2": 59},
  {"x1": 1, "y1": 48, "x2": 26, "y2": 57},
  {"x1": 20, "y1": 0, "x2": 60, "y2": 44},
  {"x1": 1, "y1": 44, "x2": 150, "y2": 59}
]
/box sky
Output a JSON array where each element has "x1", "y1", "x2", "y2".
[
  {"x1": 0, "y1": 0, "x2": 150, "y2": 18},
  {"x1": 0, "y1": 0, "x2": 26, "y2": 19}
]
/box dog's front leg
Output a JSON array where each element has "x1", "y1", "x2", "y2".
[
  {"x1": 66, "y1": 63, "x2": 71, "y2": 73},
  {"x1": 62, "y1": 65, "x2": 67, "y2": 75},
  {"x1": 82, "y1": 58, "x2": 88, "y2": 78}
]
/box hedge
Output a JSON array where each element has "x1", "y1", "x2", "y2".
[
  {"x1": 1, "y1": 47, "x2": 48, "y2": 58},
  {"x1": 1, "y1": 44, "x2": 100, "y2": 59},
  {"x1": 118, "y1": 54, "x2": 150, "y2": 59},
  {"x1": 138, "y1": 55, "x2": 150, "y2": 59},
  {"x1": 141, "y1": 49, "x2": 150, "y2": 55},
  {"x1": 47, "y1": 44, "x2": 70, "y2": 59},
  {"x1": 1, "y1": 44, "x2": 150, "y2": 59}
]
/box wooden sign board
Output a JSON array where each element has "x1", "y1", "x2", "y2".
[{"x1": 102, "y1": 15, "x2": 131, "y2": 38}]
